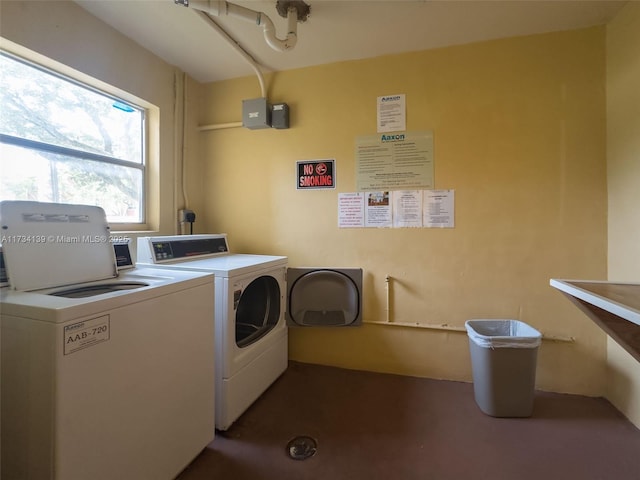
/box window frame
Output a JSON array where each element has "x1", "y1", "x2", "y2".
[{"x1": 0, "y1": 49, "x2": 152, "y2": 231}]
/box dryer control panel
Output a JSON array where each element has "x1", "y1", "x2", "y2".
[{"x1": 137, "y1": 234, "x2": 229, "y2": 264}]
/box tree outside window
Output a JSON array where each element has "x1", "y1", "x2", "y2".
[{"x1": 0, "y1": 52, "x2": 145, "y2": 223}]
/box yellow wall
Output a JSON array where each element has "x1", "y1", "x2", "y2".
[
  {"x1": 201, "y1": 28, "x2": 609, "y2": 395},
  {"x1": 606, "y1": 1, "x2": 640, "y2": 427},
  {"x1": 2, "y1": 1, "x2": 629, "y2": 405}
]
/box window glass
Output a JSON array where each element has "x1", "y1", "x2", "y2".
[{"x1": 0, "y1": 52, "x2": 145, "y2": 223}]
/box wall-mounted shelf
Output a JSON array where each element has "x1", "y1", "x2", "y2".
[{"x1": 550, "y1": 279, "x2": 640, "y2": 362}]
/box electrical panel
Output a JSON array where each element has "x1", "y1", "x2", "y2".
[
  {"x1": 271, "y1": 103, "x2": 289, "y2": 129},
  {"x1": 242, "y1": 97, "x2": 271, "y2": 129}
]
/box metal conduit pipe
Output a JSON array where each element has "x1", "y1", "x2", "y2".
[{"x1": 194, "y1": 10, "x2": 266, "y2": 97}]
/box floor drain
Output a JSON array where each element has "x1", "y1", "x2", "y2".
[{"x1": 286, "y1": 435, "x2": 317, "y2": 460}]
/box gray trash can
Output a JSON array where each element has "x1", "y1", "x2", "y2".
[{"x1": 465, "y1": 319, "x2": 542, "y2": 417}]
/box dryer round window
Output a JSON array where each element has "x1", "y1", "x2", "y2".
[{"x1": 235, "y1": 275, "x2": 281, "y2": 348}]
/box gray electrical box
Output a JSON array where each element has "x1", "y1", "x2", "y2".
[
  {"x1": 271, "y1": 103, "x2": 290, "y2": 129},
  {"x1": 242, "y1": 97, "x2": 271, "y2": 129}
]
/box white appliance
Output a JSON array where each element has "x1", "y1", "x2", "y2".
[
  {"x1": 0, "y1": 201, "x2": 216, "y2": 480},
  {"x1": 137, "y1": 234, "x2": 288, "y2": 431},
  {"x1": 137, "y1": 234, "x2": 364, "y2": 431}
]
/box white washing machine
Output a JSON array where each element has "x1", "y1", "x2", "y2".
[
  {"x1": 137, "y1": 234, "x2": 364, "y2": 431},
  {"x1": 0, "y1": 201, "x2": 216, "y2": 480}
]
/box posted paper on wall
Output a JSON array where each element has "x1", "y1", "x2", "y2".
[
  {"x1": 377, "y1": 94, "x2": 406, "y2": 133},
  {"x1": 339, "y1": 189, "x2": 455, "y2": 228},
  {"x1": 392, "y1": 190, "x2": 422, "y2": 228},
  {"x1": 356, "y1": 131, "x2": 434, "y2": 191},
  {"x1": 423, "y1": 190, "x2": 455, "y2": 228},
  {"x1": 338, "y1": 192, "x2": 365, "y2": 228},
  {"x1": 365, "y1": 192, "x2": 392, "y2": 228}
]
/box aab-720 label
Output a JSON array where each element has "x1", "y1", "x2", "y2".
[{"x1": 63, "y1": 315, "x2": 110, "y2": 355}]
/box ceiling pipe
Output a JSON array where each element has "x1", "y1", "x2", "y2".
[
  {"x1": 175, "y1": 0, "x2": 310, "y2": 52},
  {"x1": 194, "y1": 10, "x2": 267, "y2": 97}
]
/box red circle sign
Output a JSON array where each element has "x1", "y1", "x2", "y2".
[{"x1": 315, "y1": 163, "x2": 327, "y2": 175}]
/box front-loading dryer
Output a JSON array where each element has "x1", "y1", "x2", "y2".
[
  {"x1": 138, "y1": 234, "x2": 287, "y2": 430},
  {"x1": 216, "y1": 260, "x2": 288, "y2": 430}
]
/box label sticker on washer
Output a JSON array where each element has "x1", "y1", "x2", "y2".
[{"x1": 64, "y1": 315, "x2": 110, "y2": 355}]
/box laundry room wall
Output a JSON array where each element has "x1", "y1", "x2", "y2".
[
  {"x1": 605, "y1": 0, "x2": 640, "y2": 427},
  {"x1": 199, "y1": 27, "x2": 609, "y2": 396},
  {"x1": 1, "y1": 1, "x2": 619, "y2": 401},
  {"x1": 0, "y1": 0, "x2": 204, "y2": 236}
]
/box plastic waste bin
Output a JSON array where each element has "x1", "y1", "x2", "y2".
[{"x1": 465, "y1": 319, "x2": 542, "y2": 417}]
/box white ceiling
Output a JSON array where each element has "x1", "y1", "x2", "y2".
[{"x1": 75, "y1": 0, "x2": 627, "y2": 84}]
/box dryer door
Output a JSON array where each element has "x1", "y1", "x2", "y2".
[
  {"x1": 286, "y1": 268, "x2": 363, "y2": 327},
  {"x1": 235, "y1": 275, "x2": 281, "y2": 348}
]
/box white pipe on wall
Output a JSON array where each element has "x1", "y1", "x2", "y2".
[
  {"x1": 198, "y1": 121, "x2": 243, "y2": 131},
  {"x1": 364, "y1": 320, "x2": 575, "y2": 342},
  {"x1": 184, "y1": 0, "x2": 298, "y2": 52},
  {"x1": 385, "y1": 275, "x2": 392, "y2": 323}
]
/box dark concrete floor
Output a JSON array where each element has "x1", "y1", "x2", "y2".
[{"x1": 177, "y1": 361, "x2": 640, "y2": 480}]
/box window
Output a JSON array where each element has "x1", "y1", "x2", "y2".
[{"x1": 0, "y1": 52, "x2": 146, "y2": 223}]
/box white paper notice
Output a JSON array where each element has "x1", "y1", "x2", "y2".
[
  {"x1": 365, "y1": 191, "x2": 392, "y2": 228},
  {"x1": 377, "y1": 94, "x2": 406, "y2": 133},
  {"x1": 393, "y1": 190, "x2": 423, "y2": 228},
  {"x1": 338, "y1": 192, "x2": 365, "y2": 228},
  {"x1": 424, "y1": 190, "x2": 455, "y2": 228}
]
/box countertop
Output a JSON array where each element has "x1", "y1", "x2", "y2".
[{"x1": 550, "y1": 279, "x2": 640, "y2": 362}]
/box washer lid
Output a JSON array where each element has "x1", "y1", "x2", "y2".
[{"x1": 0, "y1": 201, "x2": 117, "y2": 291}]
